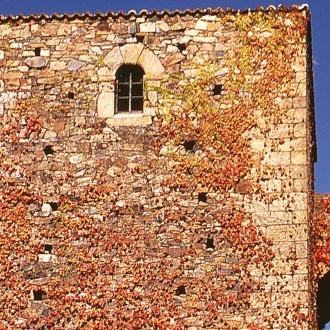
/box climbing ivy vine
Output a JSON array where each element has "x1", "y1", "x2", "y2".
[{"x1": 0, "y1": 8, "x2": 316, "y2": 330}]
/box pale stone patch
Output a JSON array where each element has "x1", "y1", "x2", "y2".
[
  {"x1": 147, "y1": 91, "x2": 158, "y2": 106},
  {"x1": 50, "y1": 61, "x2": 67, "y2": 71},
  {"x1": 42, "y1": 203, "x2": 52, "y2": 212},
  {"x1": 69, "y1": 154, "x2": 84, "y2": 164},
  {"x1": 193, "y1": 36, "x2": 217, "y2": 43},
  {"x1": 104, "y1": 47, "x2": 124, "y2": 72},
  {"x1": 162, "y1": 52, "x2": 185, "y2": 67},
  {"x1": 156, "y1": 21, "x2": 170, "y2": 32},
  {"x1": 167, "y1": 45, "x2": 179, "y2": 53},
  {"x1": 68, "y1": 60, "x2": 85, "y2": 71},
  {"x1": 120, "y1": 43, "x2": 144, "y2": 64},
  {"x1": 140, "y1": 22, "x2": 156, "y2": 33},
  {"x1": 25, "y1": 57, "x2": 48, "y2": 69},
  {"x1": 106, "y1": 115, "x2": 152, "y2": 126},
  {"x1": 291, "y1": 151, "x2": 307, "y2": 165},
  {"x1": 195, "y1": 20, "x2": 208, "y2": 30},
  {"x1": 90, "y1": 46, "x2": 103, "y2": 55},
  {"x1": 138, "y1": 48, "x2": 166, "y2": 79},
  {"x1": 97, "y1": 67, "x2": 111, "y2": 82},
  {"x1": 97, "y1": 91, "x2": 114, "y2": 118}
]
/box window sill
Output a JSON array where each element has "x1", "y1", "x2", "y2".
[
  {"x1": 114, "y1": 112, "x2": 144, "y2": 118},
  {"x1": 106, "y1": 114, "x2": 152, "y2": 126}
]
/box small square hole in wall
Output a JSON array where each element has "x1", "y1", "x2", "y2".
[
  {"x1": 213, "y1": 85, "x2": 222, "y2": 96},
  {"x1": 132, "y1": 204, "x2": 144, "y2": 215},
  {"x1": 43, "y1": 146, "x2": 53, "y2": 156},
  {"x1": 136, "y1": 35, "x2": 144, "y2": 43},
  {"x1": 206, "y1": 238, "x2": 215, "y2": 249},
  {"x1": 49, "y1": 202, "x2": 58, "y2": 211},
  {"x1": 33, "y1": 290, "x2": 44, "y2": 301},
  {"x1": 44, "y1": 244, "x2": 52, "y2": 254},
  {"x1": 34, "y1": 47, "x2": 41, "y2": 56},
  {"x1": 68, "y1": 92, "x2": 74, "y2": 99},
  {"x1": 178, "y1": 43, "x2": 187, "y2": 53},
  {"x1": 183, "y1": 140, "x2": 196, "y2": 152},
  {"x1": 198, "y1": 192, "x2": 207, "y2": 203},
  {"x1": 176, "y1": 285, "x2": 186, "y2": 296},
  {"x1": 133, "y1": 186, "x2": 142, "y2": 193}
]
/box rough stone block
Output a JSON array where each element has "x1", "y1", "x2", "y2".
[
  {"x1": 25, "y1": 57, "x2": 48, "y2": 69},
  {"x1": 68, "y1": 60, "x2": 85, "y2": 71},
  {"x1": 97, "y1": 90, "x2": 115, "y2": 118}
]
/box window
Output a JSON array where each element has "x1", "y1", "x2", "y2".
[
  {"x1": 34, "y1": 47, "x2": 41, "y2": 56},
  {"x1": 33, "y1": 290, "x2": 44, "y2": 301},
  {"x1": 115, "y1": 64, "x2": 144, "y2": 113}
]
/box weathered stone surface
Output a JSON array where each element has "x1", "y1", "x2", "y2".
[
  {"x1": 138, "y1": 48, "x2": 166, "y2": 79},
  {"x1": 25, "y1": 57, "x2": 48, "y2": 68},
  {"x1": 104, "y1": 46, "x2": 124, "y2": 72},
  {"x1": 120, "y1": 43, "x2": 144, "y2": 64},
  {"x1": 162, "y1": 52, "x2": 185, "y2": 67},
  {"x1": 41, "y1": 203, "x2": 52, "y2": 212},
  {"x1": 0, "y1": 7, "x2": 315, "y2": 330},
  {"x1": 97, "y1": 91, "x2": 114, "y2": 117},
  {"x1": 139, "y1": 22, "x2": 157, "y2": 33},
  {"x1": 69, "y1": 154, "x2": 84, "y2": 164},
  {"x1": 68, "y1": 60, "x2": 85, "y2": 71},
  {"x1": 106, "y1": 115, "x2": 152, "y2": 126},
  {"x1": 215, "y1": 67, "x2": 229, "y2": 76},
  {"x1": 50, "y1": 61, "x2": 67, "y2": 71}
]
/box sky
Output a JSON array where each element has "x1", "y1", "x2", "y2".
[{"x1": 0, "y1": 1, "x2": 329, "y2": 194}]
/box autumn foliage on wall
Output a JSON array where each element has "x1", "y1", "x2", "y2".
[
  {"x1": 313, "y1": 196, "x2": 330, "y2": 274},
  {"x1": 0, "y1": 7, "x2": 312, "y2": 330}
]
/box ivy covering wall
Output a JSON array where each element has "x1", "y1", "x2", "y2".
[{"x1": 0, "y1": 6, "x2": 317, "y2": 329}]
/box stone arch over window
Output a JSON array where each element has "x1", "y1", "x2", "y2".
[{"x1": 97, "y1": 44, "x2": 166, "y2": 124}]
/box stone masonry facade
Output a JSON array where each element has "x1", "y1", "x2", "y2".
[{"x1": 0, "y1": 5, "x2": 316, "y2": 329}]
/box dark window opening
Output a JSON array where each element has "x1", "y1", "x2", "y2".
[
  {"x1": 68, "y1": 92, "x2": 74, "y2": 99},
  {"x1": 43, "y1": 146, "x2": 53, "y2": 156},
  {"x1": 213, "y1": 85, "x2": 223, "y2": 96},
  {"x1": 133, "y1": 186, "x2": 142, "y2": 193},
  {"x1": 34, "y1": 48, "x2": 41, "y2": 56},
  {"x1": 132, "y1": 204, "x2": 144, "y2": 214},
  {"x1": 136, "y1": 35, "x2": 144, "y2": 43},
  {"x1": 49, "y1": 202, "x2": 58, "y2": 211},
  {"x1": 206, "y1": 238, "x2": 215, "y2": 249},
  {"x1": 33, "y1": 290, "x2": 44, "y2": 301},
  {"x1": 183, "y1": 140, "x2": 196, "y2": 152},
  {"x1": 44, "y1": 244, "x2": 53, "y2": 254},
  {"x1": 198, "y1": 192, "x2": 207, "y2": 203},
  {"x1": 176, "y1": 285, "x2": 186, "y2": 296},
  {"x1": 317, "y1": 271, "x2": 330, "y2": 330},
  {"x1": 178, "y1": 43, "x2": 187, "y2": 53},
  {"x1": 115, "y1": 64, "x2": 144, "y2": 113}
]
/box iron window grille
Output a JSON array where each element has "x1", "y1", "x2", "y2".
[{"x1": 115, "y1": 64, "x2": 145, "y2": 113}]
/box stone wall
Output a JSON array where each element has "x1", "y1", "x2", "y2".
[{"x1": 0, "y1": 5, "x2": 315, "y2": 329}]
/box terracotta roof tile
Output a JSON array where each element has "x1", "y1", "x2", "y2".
[{"x1": 0, "y1": 4, "x2": 309, "y2": 22}]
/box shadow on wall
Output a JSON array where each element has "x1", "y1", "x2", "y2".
[{"x1": 318, "y1": 272, "x2": 330, "y2": 330}]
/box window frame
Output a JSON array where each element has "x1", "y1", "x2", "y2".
[{"x1": 115, "y1": 64, "x2": 145, "y2": 114}]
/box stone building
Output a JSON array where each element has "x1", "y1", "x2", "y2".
[{"x1": 0, "y1": 4, "x2": 318, "y2": 329}]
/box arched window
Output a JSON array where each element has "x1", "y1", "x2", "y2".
[{"x1": 115, "y1": 64, "x2": 144, "y2": 113}]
